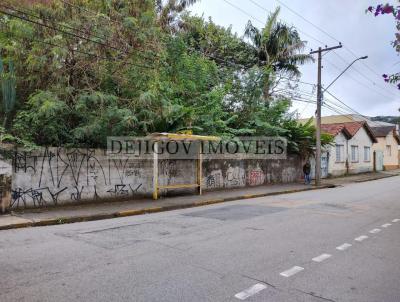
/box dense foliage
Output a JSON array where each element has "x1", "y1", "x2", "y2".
[{"x1": 0, "y1": 0, "x2": 331, "y2": 155}]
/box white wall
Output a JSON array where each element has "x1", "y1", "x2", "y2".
[
  {"x1": 347, "y1": 128, "x2": 374, "y2": 174},
  {"x1": 8, "y1": 147, "x2": 303, "y2": 209},
  {"x1": 327, "y1": 132, "x2": 348, "y2": 177},
  {"x1": 327, "y1": 127, "x2": 374, "y2": 176}
]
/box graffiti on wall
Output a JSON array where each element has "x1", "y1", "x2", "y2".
[
  {"x1": 224, "y1": 165, "x2": 246, "y2": 187},
  {"x1": 203, "y1": 158, "x2": 301, "y2": 191},
  {"x1": 248, "y1": 164, "x2": 265, "y2": 186},
  {"x1": 205, "y1": 165, "x2": 247, "y2": 189},
  {"x1": 205, "y1": 169, "x2": 223, "y2": 189},
  {"x1": 11, "y1": 148, "x2": 146, "y2": 208}
]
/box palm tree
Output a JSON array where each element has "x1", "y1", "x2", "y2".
[
  {"x1": 155, "y1": 0, "x2": 199, "y2": 31},
  {"x1": 244, "y1": 7, "x2": 313, "y2": 100}
]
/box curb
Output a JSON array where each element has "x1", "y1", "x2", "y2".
[
  {"x1": 0, "y1": 185, "x2": 334, "y2": 231},
  {"x1": 353, "y1": 173, "x2": 399, "y2": 183}
]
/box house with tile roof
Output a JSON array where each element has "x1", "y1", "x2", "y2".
[
  {"x1": 298, "y1": 114, "x2": 398, "y2": 128},
  {"x1": 320, "y1": 121, "x2": 377, "y2": 176},
  {"x1": 299, "y1": 114, "x2": 400, "y2": 175},
  {"x1": 370, "y1": 126, "x2": 400, "y2": 170}
]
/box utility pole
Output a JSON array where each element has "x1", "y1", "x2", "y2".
[{"x1": 310, "y1": 44, "x2": 342, "y2": 186}]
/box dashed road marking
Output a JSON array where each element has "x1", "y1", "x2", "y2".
[
  {"x1": 392, "y1": 219, "x2": 400, "y2": 223},
  {"x1": 336, "y1": 243, "x2": 352, "y2": 251},
  {"x1": 381, "y1": 223, "x2": 392, "y2": 228},
  {"x1": 280, "y1": 266, "x2": 304, "y2": 277},
  {"x1": 234, "y1": 283, "x2": 267, "y2": 300},
  {"x1": 355, "y1": 235, "x2": 368, "y2": 242},
  {"x1": 312, "y1": 253, "x2": 332, "y2": 262},
  {"x1": 369, "y1": 228, "x2": 381, "y2": 234}
]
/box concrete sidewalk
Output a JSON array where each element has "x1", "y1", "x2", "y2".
[{"x1": 1, "y1": 170, "x2": 399, "y2": 230}]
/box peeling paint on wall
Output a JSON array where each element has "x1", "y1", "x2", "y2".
[
  {"x1": 8, "y1": 147, "x2": 302, "y2": 210},
  {"x1": 11, "y1": 147, "x2": 153, "y2": 209},
  {"x1": 202, "y1": 156, "x2": 302, "y2": 191}
]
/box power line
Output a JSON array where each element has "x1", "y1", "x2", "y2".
[
  {"x1": 0, "y1": 15, "x2": 156, "y2": 73},
  {"x1": 222, "y1": 0, "x2": 265, "y2": 24},
  {"x1": 2, "y1": 1, "x2": 109, "y2": 42},
  {"x1": 281, "y1": 78, "x2": 364, "y2": 116},
  {"x1": 274, "y1": 74, "x2": 375, "y2": 122},
  {"x1": 324, "y1": 90, "x2": 363, "y2": 116},
  {"x1": 244, "y1": 0, "x2": 399, "y2": 100},
  {"x1": 1, "y1": 1, "x2": 374, "y2": 123},
  {"x1": 283, "y1": 83, "x2": 370, "y2": 123},
  {"x1": 331, "y1": 51, "x2": 400, "y2": 96},
  {"x1": 290, "y1": 96, "x2": 351, "y2": 117},
  {"x1": 60, "y1": 0, "x2": 121, "y2": 26},
  {"x1": 0, "y1": 6, "x2": 168, "y2": 83},
  {"x1": 323, "y1": 57, "x2": 396, "y2": 99},
  {"x1": 324, "y1": 92, "x2": 375, "y2": 126},
  {"x1": 244, "y1": 0, "x2": 325, "y2": 46},
  {"x1": 9, "y1": 34, "x2": 153, "y2": 71},
  {"x1": 263, "y1": 0, "x2": 400, "y2": 95},
  {"x1": 271, "y1": 0, "x2": 339, "y2": 43},
  {"x1": 291, "y1": 96, "x2": 359, "y2": 122},
  {"x1": 0, "y1": 4, "x2": 125, "y2": 55},
  {"x1": 0, "y1": 3, "x2": 161, "y2": 64},
  {"x1": 0, "y1": 6, "x2": 241, "y2": 77}
]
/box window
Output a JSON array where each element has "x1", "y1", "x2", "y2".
[
  {"x1": 386, "y1": 145, "x2": 392, "y2": 156},
  {"x1": 336, "y1": 144, "x2": 344, "y2": 162},
  {"x1": 364, "y1": 146, "x2": 371, "y2": 162},
  {"x1": 351, "y1": 145, "x2": 359, "y2": 162}
]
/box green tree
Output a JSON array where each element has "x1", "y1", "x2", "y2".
[
  {"x1": 244, "y1": 7, "x2": 313, "y2": 99},
  {"x1": 0, "y1": 0, "x2": 329, "y2": 155}
]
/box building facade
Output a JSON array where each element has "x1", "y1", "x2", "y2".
[
  {"x1": 321, "y1": 122, "x2": 377, "y2": 177},
  {"x1": 371, "y1": 126, "x2": 400, "y2": 170}
]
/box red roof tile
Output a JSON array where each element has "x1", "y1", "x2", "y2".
[
  {"x1": 321, "y1": 121, "x2": 377, "y2": 142},
  {"x1": 321, "y1": 124, "x2": 347, "y2": 137}
]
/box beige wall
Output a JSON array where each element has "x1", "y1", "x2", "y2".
[
  {"x1": 347, "y1": 127, "x2": 374, "y2": 174},
  {"x1": 372, "y1": 134, "x2": 399, "y2": 170},
  {"x1": 327, "y1": 132, "x2": 347, "y2": 176}
]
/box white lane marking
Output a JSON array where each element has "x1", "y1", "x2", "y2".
[
  {"x1": 312, "y1": 253, "x2": 332, "y2": 262},
  {"x1": 355, "y1": 235, "x2": 368, "y2": 242},
  {"x1": 234, "y1": 283, "x2": 267, "y2": 300},
  {"x1": 280, "y1": 266, "x2": 304, "y2": 277},
  {"x1": 369, "y1": 228, "x2": 381, "y2": 234},
  {"x1": 336, "y1": 243, "x2": 352, "y2": 251},
  {"x1": 392, "y1": 219, "x2": 400, "y2": 223},
  {"x1": 381, "y1": 223, "x2": 392, "y2": 228}
]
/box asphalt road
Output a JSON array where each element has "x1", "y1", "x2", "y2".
[{"x1": 1, "y1": 176, "x2": 400, "y2": 302}]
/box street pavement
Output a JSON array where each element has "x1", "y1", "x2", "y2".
[{"x1": 1, "y1": 176, "x2": 400, "y2": 302}]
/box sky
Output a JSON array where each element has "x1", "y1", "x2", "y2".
[{"x1": 188, "y1": 0, "x2": 400, "y2": 118}]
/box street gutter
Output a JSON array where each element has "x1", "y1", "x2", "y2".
[{"x1": 0, "y1": 184, "x2": 334, "y2": 231}]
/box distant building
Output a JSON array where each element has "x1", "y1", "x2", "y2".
[{"x1": 299, "y1": 114, "x2": 398, "y2": 127}]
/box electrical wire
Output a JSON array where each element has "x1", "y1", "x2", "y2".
[
  {"x1": 263, "y1": 0, "x2": 400, "y2": 95},
  {"x1": 244, "y1": 0, "x2": 325, "y2": 46},
  {"x1": 1, "y1": 1, "x2": 377, "y2": 125}
]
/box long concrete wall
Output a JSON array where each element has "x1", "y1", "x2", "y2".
[
  {"x1": 1, "y1": 147, "x2": 302, "y2": 210},
  {"x1": 202, "y1": 157, "x2": 302, "y2": 190}
]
